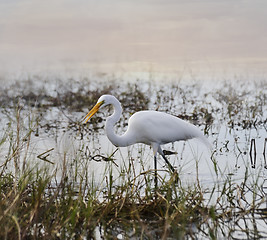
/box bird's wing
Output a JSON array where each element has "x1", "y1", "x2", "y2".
[{"x1": 127, "y1": 111, "x2": 203, "y2": 145}]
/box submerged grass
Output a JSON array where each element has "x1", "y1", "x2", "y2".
[{"x1": 0, "y1": 76, "x2": 266, "y2": 239}]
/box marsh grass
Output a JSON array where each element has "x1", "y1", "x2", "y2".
[
  {"x1": 0, "y1": 76, "x2": 266, "y2": 239},
  {"x1": 0, "y1": 154, "x2": 265, "y2": 239}
]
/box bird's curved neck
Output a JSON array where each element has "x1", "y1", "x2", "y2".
[
  {"x1": 105, "y1": 100, "x2": 135, "y2": 147},
  {"x1": 106, "y1": 100, "x2": 122, "y2": 127}
]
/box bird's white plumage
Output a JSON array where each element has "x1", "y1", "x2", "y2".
[{"x1": 84, "y1": 94, "x2": 210, "y2": 154}]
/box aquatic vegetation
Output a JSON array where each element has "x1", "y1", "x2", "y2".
[{"x1": 0, "y1": 75, "x2": 266, "y2": 239}]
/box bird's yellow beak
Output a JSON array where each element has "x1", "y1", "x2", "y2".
[{"x1": 83, "y1": 101, "x2": 104, "y2": 123}]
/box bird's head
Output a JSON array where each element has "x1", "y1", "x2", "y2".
[{"x1": 83, "y1": 95, "x2": 117, "y2": 123}]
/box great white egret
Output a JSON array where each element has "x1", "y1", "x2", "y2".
[{"x1": 84, "y1": 94, "x2": 210, "y2": 186}]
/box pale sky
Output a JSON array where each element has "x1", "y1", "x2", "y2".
[{"x1": 1, "y1": 0, "x2": 267, "y2": 75}]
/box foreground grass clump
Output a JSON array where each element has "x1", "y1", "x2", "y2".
[
  {"x1": 0, "y1": 162, "x2": 266, "y2": 239},
  {"x1": 0, "y1": 172, "x2": 196, "y2": 239},
  {"x1": 0, "y1": 164, "x2": 210, "y2": 239}
]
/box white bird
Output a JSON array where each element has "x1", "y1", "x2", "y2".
[{"x1": 84, "y1": 94, "x2": 210, "y2": 186}]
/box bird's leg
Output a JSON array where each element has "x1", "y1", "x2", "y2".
[
  {"x1": 161, "y1": 152, "x2": 179, "y2": 184},
  {"x1": 154, "y1": 155, "x2": 158, "y2": 189},
  {"x1": 157, "y1": 146, "x2": 175, "y2": 172},
  {"x1": 161, "y1": 153, "x2": 175, "y2": 172},
  {"x1": 152, "y1": 143, "x2": 160, "y2": 190}
]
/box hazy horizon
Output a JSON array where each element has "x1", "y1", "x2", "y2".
[{"x1": 1, "y1": 0, "x2": 267, "y2": 77}]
